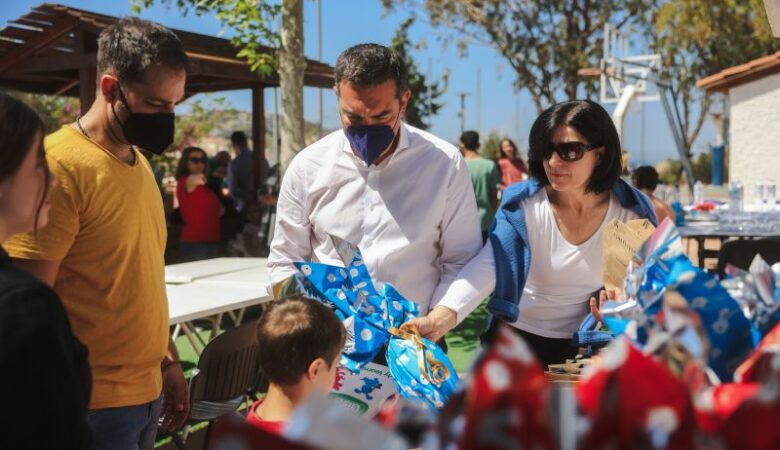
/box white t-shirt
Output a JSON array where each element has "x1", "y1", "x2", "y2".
[{"x1": 511, "y1": 189, "x2": 639, "y2": 338}]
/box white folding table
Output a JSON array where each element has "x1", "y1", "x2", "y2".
[
  {"x1": 166, "y1": 258, "x2": 273, "y2": 354},
  {"x1": 165, "y1": 257, "x2": 267, "y2": 284}
]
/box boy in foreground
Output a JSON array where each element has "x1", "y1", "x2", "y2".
[{"x1": 247, "y1": 299, "x2": 346, "y2": 434}]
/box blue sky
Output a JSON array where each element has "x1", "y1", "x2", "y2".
[{"x1": 0, "y1": 0, "x2": 716, "y2": 164}]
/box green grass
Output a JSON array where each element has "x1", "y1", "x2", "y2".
[{"x1": 444, "y1": 301, "x2": 488, "y2": 374}]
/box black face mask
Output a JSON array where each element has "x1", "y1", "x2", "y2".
[{"x1": 112, "y1": 85, "x2": 175, "y2": 154}]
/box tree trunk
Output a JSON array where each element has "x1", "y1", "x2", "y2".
[{"x1": 279, "y1": 0, "x2": 306, "y2": 178}]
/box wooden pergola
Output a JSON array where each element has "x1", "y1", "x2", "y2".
[{"x1": 0, "y1": 3, "x2": 334, "y2": 170}]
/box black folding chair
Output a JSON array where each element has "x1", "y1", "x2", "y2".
[
  {"x1": 716, "y1": 238, "x2": 780, "y2": 278},
  {"x1": 168, "y1": 320, "x2": 262, "y2": 449}
]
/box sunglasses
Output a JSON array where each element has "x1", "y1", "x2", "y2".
[
  {"x1": 545, "y1": 142, "x2": 600, "y2": 162},
  {"x1": 188, "y1": 157, "x2": 207, "y2": 164}
]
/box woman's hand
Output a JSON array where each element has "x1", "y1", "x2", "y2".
[{"x1": 589, "y1": 288, "x2": 623, "y2": 324}]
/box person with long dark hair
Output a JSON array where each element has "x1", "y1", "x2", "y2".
[
  {"x1": 406, "y1": 100, "x2": 657, "y2": 367},
  {"x1": 175, "y1": 146, "x2": 222, "y2": 260},
  {"x1": 497, "y1": 137, "x2": 528, "y2": 189},
  {"x1": 0, "y1": 92, "x2": 91, "y2": 448}
]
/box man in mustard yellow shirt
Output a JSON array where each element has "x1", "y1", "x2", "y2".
[{"x1": 4, "y1": 18, "x2": 189, "y2": 450}]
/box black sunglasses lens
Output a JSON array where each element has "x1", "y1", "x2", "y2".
[{"x1": 549, "y1": 142, "x2": 588, "y2": 161}]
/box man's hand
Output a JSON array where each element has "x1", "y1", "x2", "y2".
[
  {"x1": 589, "y1": 288, "x2": 624, "y2": 324},
  {"x1": 160, "y1": 363, "x2": 190, "y2": 431},
  {"x1": 402, "y1": 306, "x2": 458, "y2": 343}
]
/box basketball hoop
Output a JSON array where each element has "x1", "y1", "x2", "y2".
[{"x1": 581, "y1": 23, "x2": 696, "y2": 193}]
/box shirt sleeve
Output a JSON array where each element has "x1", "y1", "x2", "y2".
[
  {"x1": 266, "y1": 157, "x2": 313, "y2": 284},
  {"x1": 3, "y1": 158, "x2": 79, "y2": 261},
  {"x1": 434, "y1": 242, "x2": 497, "y2": 324},
  {"x1": 428, "y1": 153, "x2": 483, "y2": 312}
]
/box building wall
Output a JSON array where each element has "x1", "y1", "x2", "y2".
[{"x1": 728, "y1": 73, "x2": 780, "y2": 204}]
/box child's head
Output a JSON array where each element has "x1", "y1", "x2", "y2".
[{"x1": 257, "y1": 299, "x2": 346, "y2": 393}]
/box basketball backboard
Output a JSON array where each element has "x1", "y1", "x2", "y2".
[{"x1": 599, "y1": 24, "x2": 662, "y2": 104}]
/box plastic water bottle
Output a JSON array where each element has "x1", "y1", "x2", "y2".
[
  {"x1": 766, "y1": 184, "x2": 777, "y2": 212},
  {"x1": 728, "y1": 181, "x2": 743, "y2": 212},
  {"x1": 693, "y1": 180, "x2": 704, "y2": 205},
  {"x1": 754, "y1": 182, "x2": 766, "y2": 211},
  {"x1": 670, "y1": 185, "x2": 685, "y2": 226}
]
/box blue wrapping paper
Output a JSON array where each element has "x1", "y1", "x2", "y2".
[
  {"x1": 588, "y1": 220, "x2": 756, "y2": 381},
  {"x1": 386, "y1": 330, "x2": 459, "y2": 410},
  {"x1": 287, "y1": 241, "x2": 467, "y2": 409},
  {"x1": 668, "y1": 263, "x2": 755, "y2": 381},
  {"x1": 293, "y1": 248, "x2": 418, "y2": 372}
]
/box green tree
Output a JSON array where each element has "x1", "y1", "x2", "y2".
[
  {"x1": 651, "y1": 0, "x2": 779, "y2": 149},
  {"x1": 174, "y1": 96, "x2": 232, "y2": 150},
  {"x1": 131, "y1": 0, "x2": 280, "y2": 75},
  {"x1": 11, "y1": 92, "x2": 79, "y2": 134},
  {"x1": 383, "y1": 0, "x2": 653, "y2": 113},
  {"x1": 131, "y1": 0, "x2": 308, "y2": 179},
  {"x1": 691, "y1": 152, "x2": 712, "y2": 184},
  {"x1": 480, "y1": 131, "x2": 501, "y2": 161},
  {"x1": 657, "y1": 158, "x2": 683, "y2": 186},
  {"x1": 390, "y1": 17, "x2": 447, "y2": 129}
]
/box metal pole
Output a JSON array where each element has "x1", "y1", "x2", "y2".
[
  {"x1": 274, "y1": 87, "x2": 280, "y2": 164},
  {"x1": 458, "y1": 92, "x2": 469, "y2": 134},
  {"x1": 317, "y1": 0, "x2": 323, "y2": 138},
  {"x1": 658, "y1": 83, "x2": 695, "y2": 192},
  {"x1": 476, "y1": 68, "x2": 481, "y2": 132}
]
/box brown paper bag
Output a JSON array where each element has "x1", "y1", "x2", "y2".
[{"x1": 602, "y1": 219, "x2": 655, "y2": 290}]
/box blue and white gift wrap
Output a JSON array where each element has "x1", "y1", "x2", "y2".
[
  {"x1": 288, "y1": 243, "x2": 459, "y2": 409},
  {"x1": 292, "y1": 249, "x2": 418, "y2": 372},
  {"x1": 593, "y1": 220, "x2": 756, "y2": 381},
  {"x1": 387, "y1": 329, "x2": 459, "y2": 410}
]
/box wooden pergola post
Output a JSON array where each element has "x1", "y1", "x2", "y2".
[
  {"x1": 252, "y1": 86, "x2": 267, "y2": 192},
  {"x1": 75, "y1": 26, "x2": 97, "y2": 113}
]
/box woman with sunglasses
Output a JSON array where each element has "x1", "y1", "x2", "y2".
[
  {"x1": 406, "y1": 100, "x2": 657, "y2": 366},
  {"x1": 0, "y1": 92, "x2": 91, "y2": 448},
  {"x1": 175, "y1": 146, "x2": 222, "y2": 261}
]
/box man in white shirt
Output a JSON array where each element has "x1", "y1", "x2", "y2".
[{"x1": 268, "y1": 43, "x2": 482, "y2": 335}]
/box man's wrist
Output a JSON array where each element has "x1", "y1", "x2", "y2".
[{"x1": 431, "y1": 305, "x2": 457, "y2": 329}]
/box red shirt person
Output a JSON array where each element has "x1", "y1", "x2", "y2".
[
  {"x1": 175, "y1": 146, "x2": 221, "y2": 260},
  {"x1": 497, "y1": 137, "x2": 528, "y2": 189}
]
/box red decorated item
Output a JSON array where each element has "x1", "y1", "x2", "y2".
[
  {"x1": 457, "y1": 324, "x2": 556, "y2": 450},
  {"x1": 690, "y1": 325, "x2": 780, "y2": 449},
  {"x1": 734, "y1": 323, "x2": 780, "y2": 383},
  {"x1": 206, "y1": 414, "x2": 317, "y2": 450},
  {"x1": 576, "y1": 338, "x2": 696, "y2": 450}
]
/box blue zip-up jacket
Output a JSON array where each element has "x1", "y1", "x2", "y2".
[{"x1": 486, "y1": 178, "x2": 658, "y2": 323}]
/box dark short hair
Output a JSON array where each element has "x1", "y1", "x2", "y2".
[
  {"x1": 528, "y1": 100, "x2": 622, "y2": 194},
  {"x1": 230, "y1": 131, "x2": 248, "y2": 149},
  {"x1": 460, "y1": 131, "x2": 480, "y2": 151},
  {"x1": 335, "y1": 43, "x2": 408, "y2": 98},
  {"x1": 633, "y1": 165, "x2": 659, "y2": 191},
  {"x1": 97, "y1": 17, "x2": 188, "y2": 85},
  {"x1": 0, "y1": 91, "x2": 49, "y2": 232},
  {"x1": 257, "y1": 299, "x2": 346, "y2": 386},
  {"x1": 175, "y1": 146, "x2": 206, "y2": 180}
]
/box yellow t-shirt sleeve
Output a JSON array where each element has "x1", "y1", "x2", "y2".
[{"x1": 3, "y1": 158, "x2": 80, "y2": 261}]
